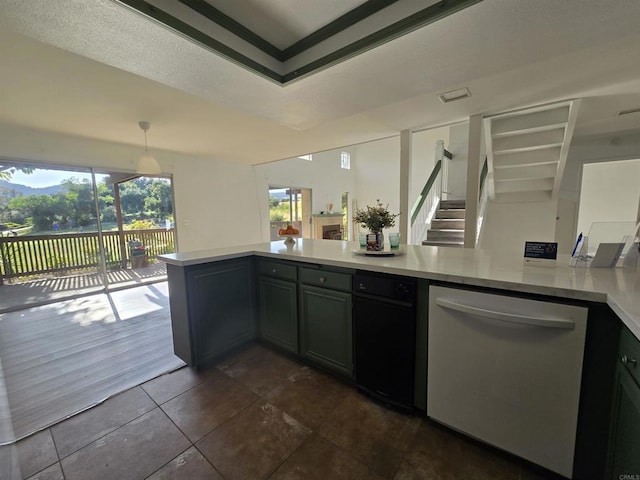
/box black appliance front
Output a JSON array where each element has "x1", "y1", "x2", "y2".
[{"x1": 353, "y1": 272, "x2": 416, "y2": 411}]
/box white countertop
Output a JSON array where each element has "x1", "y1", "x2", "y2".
[{"x1": 159, "y1": 239, "x2": 640, "y2": 340}]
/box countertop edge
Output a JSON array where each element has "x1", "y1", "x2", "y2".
[{"x1": 158, "y1": 240, "x2": 639, "y2": 339}]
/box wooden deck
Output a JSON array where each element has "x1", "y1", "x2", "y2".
[
  {"x1": 0, "y1": 262, "x2": 167, "y2": 313},
  {"x1": 0, "y1": 281, "x2": 184, "y2": 444}
]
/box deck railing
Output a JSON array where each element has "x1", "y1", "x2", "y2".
[{"x1": 0, "y1": 228, "x2": 175, "y2": 279}]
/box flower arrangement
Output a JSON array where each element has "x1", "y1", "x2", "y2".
[{"x1": 353, "y1": 200, "x2": 399, "y2": 232}]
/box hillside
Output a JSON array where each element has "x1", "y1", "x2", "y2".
[{"x1": 0, "y1": 180, "x2": 64, "y2": 196}]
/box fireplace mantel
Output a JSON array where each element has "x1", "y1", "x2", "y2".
[{"x1": 312, "y1": 213, "x2": 344, "y2": 240}]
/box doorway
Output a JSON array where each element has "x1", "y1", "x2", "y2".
[
  {"x1": 576, "y1": 159, "x2": 640, "y2": 253},
  {"x1": 268, "y1": 186, "x2": 312, "y2": 240},
  {"x1": 341, "y1": 192, "x2": 350, "y2": 241},
  {"x1": 0, "y1": 161, "x2": 176, "y2": 311}
]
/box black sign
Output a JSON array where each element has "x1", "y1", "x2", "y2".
[{"x1": 524, "y1": 241, "x2": 558, "y2": 260}]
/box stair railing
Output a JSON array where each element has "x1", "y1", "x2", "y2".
[
  {"x1": 439, "y1": 140, "x2": 453, "y2": 199},
  {"x1": 410, "y1": 160, "x2": 442, "y2": 245},
  {"x1": 476, "y1": 156, "x2": 489, "y2": 246}
]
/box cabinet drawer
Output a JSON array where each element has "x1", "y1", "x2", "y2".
[
  {"x1": 258, "y1": 260, "x2": 297, "y2": 282},
  {"x1": 620, "y1": 326, "x2": 640, "y2": 386},
  {"x1": 300, "y1": 267, "x2": 351, "y2": 292}
]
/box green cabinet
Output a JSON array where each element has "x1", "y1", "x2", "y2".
[
  {"x1": 258, "y1": 260, "x2": 298, "y2": 353},
  {"x1": 167, "y1": 258, "x2": 256, "y2": 369},
  {"x1": 607, "y1": 326, "x2": 640, "y2": 479},
  {"x1": 299, "y1": 267, "x2": 353, "y2": 378}
]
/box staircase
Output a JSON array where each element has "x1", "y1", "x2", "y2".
[
  {"x1": 484, "y1": 100, "x2": 580, "y2": 202},
  {"x1": 422, "y1": 199, "x2": 465, "y2": 247}
]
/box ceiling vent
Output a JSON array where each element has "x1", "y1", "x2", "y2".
[{"x1": 437, "y1": 87, "x2": 471, "y2": 104}]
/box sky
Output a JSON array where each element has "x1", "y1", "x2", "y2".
[{"x1": 9, "y1": 168, "x2": 101, "y2": 188}]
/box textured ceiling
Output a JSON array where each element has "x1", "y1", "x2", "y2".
[{"x1": 1, "y1": 0, "x2": 640, "y2": 166}]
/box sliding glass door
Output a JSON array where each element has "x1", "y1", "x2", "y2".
[
  {"x1": 0, "y1": 161, "x2": 176, "y2": 310},
  {"x1": 0, "y1": 163, "x2": 103, "y2": 303},
  {"x1": 268, "y1": 186, "x2": 311, "y2": 240}
]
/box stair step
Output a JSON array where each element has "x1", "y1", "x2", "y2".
[
  {"x1": 435, "y1": 209, "x2": 465, "y2": 219},
  {"x1": 422, "y1": 240, "x2": 464, "y2": 247},
  {"x1": 426, "y1": 229, "x2": 465, "y2": 241},
  {"x1": 431, "y1": 219, "x2": 465, "y2": 230},
  {"x1": 439, "y1": 199, "x2": 466, "y2": 209}
]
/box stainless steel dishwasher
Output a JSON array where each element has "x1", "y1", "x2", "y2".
[{"x1": 427, "y1": 285, "x2": 588, "y2": 478}]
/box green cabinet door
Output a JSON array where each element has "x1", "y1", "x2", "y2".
[
  {"x1": 607, "y1": 364, "x2": 640, "y2": 478},
  {"x1": 299, "y1": 284, "x2": 352, "y2": 378},
  {"x1": 259, "y1": 276, "x2": 298, "y2": 353},
  {"x1": 187, "y1": 258, "x2": 256, "y2": 368},
  {"x1": 607, "y1": 327, "x2": 640, "y2": 479}
]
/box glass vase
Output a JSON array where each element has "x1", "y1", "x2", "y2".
[{"x1": 366, "y1": 231, "x2": 384, "y2": 251}]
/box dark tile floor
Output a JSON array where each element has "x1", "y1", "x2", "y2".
[{"x1": 12, "y1": 343, "x2": 558, "y2": 480}]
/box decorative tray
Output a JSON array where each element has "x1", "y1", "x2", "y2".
[{"x1": 352, "y1": 249, "x2": 403, "y2": 257}]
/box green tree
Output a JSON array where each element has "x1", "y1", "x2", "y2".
[
  {"x1": 119, "y1": 180, "x2": 146, "y2": 216},
  {"x1": 96, "y1": 181, "x2": 116, "y2": 223},
  {"x1": 126, "y1": 219, "x2": 158, "y2": 230},
  {"x1": 0, "y1": 165, "x2": 35, "y2": 181},
  {"x1": 144, "y1": 180, "x2": 173, "y2": 220},
  {"x1": 8, "y1": 195, "x2": 58, "y2": 230},
  {"x1": 61, "y1": 178, "x2": 96, "y2": 227}
]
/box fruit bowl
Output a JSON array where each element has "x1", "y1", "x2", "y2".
[
  {"x1": 277, "y1": 225, "x2": 300, "y2": 246},
  {"x1": 278, "y1": 234, "x2": 298, "y2": 246}
]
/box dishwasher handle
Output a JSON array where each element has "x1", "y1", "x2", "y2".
[{"x1": 435, "y1": 298, "x2": 575, "y2": 329}]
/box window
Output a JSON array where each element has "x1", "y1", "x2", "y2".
[{"x1": 340, "y1": 151, "x2": 350, "y2": 170}]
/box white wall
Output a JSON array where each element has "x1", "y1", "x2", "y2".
[
  {"x1": 353, "y1": 136, "x2": 401, "y2": 234},
  {"x1": 577, "y1": 158, "x2": 640, "y2": 235},
  {"x1": 478, "y1": 200, "x2": 558, "y2": 253},
  {"x1": 173, "y1": 158, "x2": 263, "y2": 251},
  {"x1": 445, "y1": 123, "x2": 469, "y2": 199},
  {"x1": 0, "y1": 123, "x2": 263, "y2": 252},
  {"x1": 556, "y1": 131, "x2": 640, "y2": 250}
]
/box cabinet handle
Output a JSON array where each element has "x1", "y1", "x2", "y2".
[
  {"x1": 621, "y1": 355, "x2": 638, "y2": 367},
  {"x1": 319, "y1": 276, "x2": 326, "y2": 283}
]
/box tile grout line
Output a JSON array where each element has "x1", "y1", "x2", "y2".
[
  {"x1": 140, "y1": 445, "x2": 194, "y2": 480},
  {"x1": 48, "y1": 428, "x2": 67, "y2": 480},
  {"x1": 311, "y1": 393, "x2": 387, "y2": 476},
  {"x1": 263, "y1": 430, "x2": 314, "y2": 480},
  {"x1": 158, "y1": 370, "x2": 264, "y2": 477},
  {"x1": 53, "y1": 387, "x2": 161, "y2": 462},
  {"x1": 187, "y1": 353, "x2": 306, "y2": 479},
  {"x1": 190, "y1": 392, "x2": 263, "y2": 479}
]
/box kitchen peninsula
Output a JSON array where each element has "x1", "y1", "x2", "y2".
[
  {"x1": 160, "y1": 239, "x2": 640, "y2": 336},
  {"x1": 159, "y1": 239, "x2": 640, "y2": 480}
]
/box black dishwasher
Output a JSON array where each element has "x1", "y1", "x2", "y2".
[{"x1": 353, "y1": 271, "x2": 416, "y2": 411}]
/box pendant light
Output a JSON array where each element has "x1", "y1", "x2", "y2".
[{"x1": 136, "y1": 121, "x2": 162, "y2": 174}]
